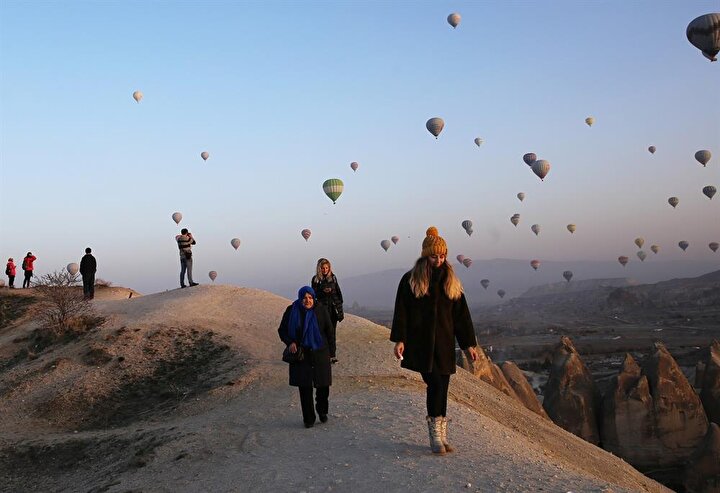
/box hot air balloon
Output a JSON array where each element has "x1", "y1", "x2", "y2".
[
  {"x1": 651, "y1": 245, "x2": 660, "y2": 254},
  {"x1": 208, "y1": 271, "x2": 217, "y2": 282},
  {"x1": 231, "y1": 238, "x2": 241, "y2": 250},
  {"x1": 67, "y1": 263, "x2": 79, "y2": 275},
  {"x1": 200, "y1": 151, "x2": 209, "y2": 161},
  {"x1": 391, "y1": 235, "x2": 400, "y2": 244},
  {"x1": 322, "y1": 178, "x2": 344, "y2": 204},
  {"x1": 462, "y1": 258, "x2": 472, "y2": 268},
  {"x1": 567, "y1": 224, "x2": 576, "y2": 234},
  {"x1": 668, "y1": 197, "x2": 679, "y2": 208},
  {"x1": 523, "y1": 153, "x2": 536, "y2": 166},
  {"x1": 380, "y1": 240, "x2": 391, "y2": 252},
  {"x1": 350, "y1": 161, "x2": 359, "y2": 172},
  {"x1": 634, "y1": 237, "x2": 645, "y2": 249},
  {"x1": 447, "y1": 12, "x2": 461, "y2": 28},
  {"x1": 648, "y1": 146, "x2": 656, "y2": 154},
  {"x1": 679, "y1": 241, "x2": 689, "y2": 251},
  {"x1": 510, "y1": 215, "x2": 520, "y2": 227},
  {"x1": 618, "y1": 256, "x2": 629, "y2": 267},
  {"x1": 172, "y1": 212, "x2": 182, "y2": 224},
  {"x1": 517, "y1": 192, "x2": 525, "y2": 202},
  {"x1": 481, "y1": 279, "x2": 490, "y2": 289},
  {"x1": 132, "y1": 90, "x2": 143, "y2": 103},
  {"x1": 563, "y1": 271, "x2": 573, "y2": 282},
  {"x1": 474, "y1": 137, "x2": 483, "y2": 147},
  {"x1": 710, "y1": 242, "x2": 719, "y2": 252},
  {"x1": 497, "y1": 289, "x2": 506, "y2": 299},
  {"x1": 585, "y1": 117, "x2": 595, "y2": 127},
  {"x1": 695, "y1": 150, "x2": 712, "y2": 166},
  {"x1": 637, "y1": 250, "x2": 647, "y2": 262},
  {"x1": 426, "y1": 118, "x2": 445, "y2": 139},
  {"x1": 531, "y1": 160, "x2": 550, "y2": 181},
  {"x1": 456, "y1": 254, "x2": 465, "y2": 265},
  {"x1": 461, "y1": 220, "x2": 473, "y2": 236},
  {"x1": 530, "y1": 259, "x2": 540, "y2": 271},
  {"x1": 703, "y1": 185, "x2": 716, "y2": 199},
  {"x1": 301, "y1": 229, "x2": 311, "y2": 241},
  {"x1": 531, "y1": 224, "x2": 540, "y2": 236},
  {"x1": 686, "y1": 14, "x2": 720, "y2": 61}
]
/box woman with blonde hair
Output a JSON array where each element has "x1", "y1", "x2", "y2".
[
  {"x1": 311, "y1": 258, "x2": 343, "y2": 363},
  {"x1": 390, "y1": 227, "x2": 479, "y2": 455}
]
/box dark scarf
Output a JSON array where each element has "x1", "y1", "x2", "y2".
[{"x1": 288, "y1": 286, "x2": 324, "y2": 350}]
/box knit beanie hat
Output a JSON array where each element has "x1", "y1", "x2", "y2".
[{"x1": 421, "y1": 226, "x2": 448, "y2": 257}]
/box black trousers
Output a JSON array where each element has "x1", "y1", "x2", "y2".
[
  {"x1": 22, "y1": 271, "x2": 32, "y2": 288},
  {"x1": 298, "y1": 386, "x2": 329, "y2": 424},
  {"x1": 82, "y1": 273, "x2": 95, "y2": 299},
  {"x1": 421, "y1": 371, "x2": 451, "y2": 418},
  {"x1": 7, "y1": 275, "x2": 14, "y2": 288}
]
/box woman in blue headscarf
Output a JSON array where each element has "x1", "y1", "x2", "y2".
[{"x1": 278, "y1": 286, "x2": 336, "y2": 428}]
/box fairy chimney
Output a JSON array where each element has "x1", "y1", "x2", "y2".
[
  {"x1": 500, "y1": 361, "x2": 549, "y2": 419},
  {"x1": 683, "y1": 423, "x2": 720, "y2": 493},
  {"x1": 701, "y1": 340, "x2": 720, "y2": 425},
  {"x1": 457, "y1": 348, "x2": 517, "y2": 399}
]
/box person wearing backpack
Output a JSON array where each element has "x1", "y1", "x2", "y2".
[
  {"x1": 21, "y1": 252, "x2": 36, "y2": 288},
  {"x1": 5, "y1": 258, "x2": 16, "y2": 288}
]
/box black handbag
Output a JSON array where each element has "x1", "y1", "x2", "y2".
[
  {"x1": 282, "y1": 344, "x2": 304, "y2": 363},
  {"x1": 333, "y1": 303, "x2": 344, "y2": 322}
]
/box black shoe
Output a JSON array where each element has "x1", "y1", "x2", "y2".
[
  {"x1": 319, "y1": 414, "x2": 328, "y2": 423},
  {"x1": 181, "y1": 285, "x2": 187, "y2": 288},
  {"x1": 189, "y1": 282, "x2": 199, "y2": 287},
  {"x1": 304, "y1": 421, "x2": 314, "y2": 428}
]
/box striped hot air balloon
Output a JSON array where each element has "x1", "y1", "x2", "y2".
[
  {"x1": 703, "y1": 185, "x2": 716, "y2": 199},
  {"x1": 456, "y1": 254, "x2": 465, "y2": 265},
  {"x1": 634, "y1": 237, "x2": 645, "y2": 249},
  {"x1": 563, "y1": 271, "x2": 573, "y2": 282},
  {"x1": 510, "y1": 215, "x2": 520, "y2": 227},
  {"x1": 426, "y1": 118, "x2": 445, "y2": 138},
  {"x1": 686, "y1": 14, "x2": 720, "y2": 62},
  {"x1": 695, "y1": 150, "x2": 712, "y2": 166},
  {"x1": 322, "y1": 178, "x2": 344, "y2": 204},
  {"x1": 585, "y1": 116, "x2": 595, "y2": 127},
  {"x1": 462, "y1": 258, "x2": 472, "y2": 268},
  {"x1": 531, "y1": 160, "x2": 550, "y2": 181},
  {"x1": 301, "y1": 229, "x2": 311, "y2": 241},
  {"x1": 461, "y1": 220, "x2": 473, "y2": 236},
  {"x1": 523, "y1": 153, "x2": 536, "y2": 166}
]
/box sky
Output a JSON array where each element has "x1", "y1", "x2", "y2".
[{"x1": 1, "y1": 1, "x2": 718, "y2": 298}]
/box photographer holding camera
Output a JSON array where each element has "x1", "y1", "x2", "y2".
[{"x1": 175, "y1": 228, "x2": 198, "y2": 288}]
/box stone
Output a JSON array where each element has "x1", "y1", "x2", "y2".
[
  {"x1": 701, "y1": 340, "x2": 720, "y2": 426},
  {"x1": 683, "y1": 423, "x2": 720, "y2": 493},
  {"x1": 500, "y1": 361, "x2": 549, "y2": 419},
  {"x1": 457, "y1": 348, "x2": 517, "y2": 400},
  {"x1": 696, "y1": 361, "x2": 707, "y2": 389}
]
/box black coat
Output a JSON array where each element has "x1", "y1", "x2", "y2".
[
  {"x1": 278, "y1": 303, "x2": 335, "y2": 387},
  {"x1": 312, "y1": 274, "x2": 343, "y2": 324},
  {"x1": 80, "y1": 254, "x2": 97, "y2": 276},
  {"x1": 390, "y1": 268, "x2": 477, "y2": 375}
]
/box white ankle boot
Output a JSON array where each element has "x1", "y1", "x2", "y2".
[
  {"x1": 426, "y1": 416, "x2": 446, "y2": 455},
  {"x1": 440, "y1": 417, "x2": 454, "y2": 452}
]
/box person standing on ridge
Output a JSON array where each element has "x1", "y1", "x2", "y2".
[
  {"x1": 80, "y1": 247, "x2": 97, "y2": 300},
  {"x1": 5, "y1": 258, "x2": 16, "y2": 288},
  {"x1": 21, "y1": 252, "x2": 36, "y2": 288},
  {"x1": 175, "y1": 228, "x2": 198, "y2": 288},
  {"x1": 390, "y1": 226, "x2": 479, "y2": 455},
  {"x1": 311, "y1": 257, "x2": 343, "y2": 364}
]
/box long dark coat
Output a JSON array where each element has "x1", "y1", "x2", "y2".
[
  {"x1": 390, "y1": 267, "x2": 477, "y2": 375},
  {"x1": 312, "y1": 274, "x2": 343, "y2": 325},
  {"x1": 278, "y1": 303, "x2": 335, "y2": 388}
]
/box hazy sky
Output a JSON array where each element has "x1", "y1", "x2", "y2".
[{"x1": 1, "y1": 1, "x2": 718, "y2": 297}]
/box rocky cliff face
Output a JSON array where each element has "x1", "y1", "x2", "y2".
[
  {"x1": 683, "y1": 423, "x2": 720, "y2": 493},
  {"x1": 700, "y1": 340, "x2": 720, "y2": 426},
  {"x1": 500, "y1": 361, "x2": 549, "y2": 419},
  {"x1": 542, "y1": 336, "x2": 600, "y2": 444},
  {"x1": 456, "y1": 348, "x2": 517, "y2": 400}
]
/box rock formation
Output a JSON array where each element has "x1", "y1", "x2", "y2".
[
  {"x1": 500, "y1": 361, "x2": 549, "y2": 419},
  {"x1": 701, "y1": 340, "x2": 720, "y2": 425},
  {"x1": 542, "y1": 336, "x2": 600, "y2": 444},
  {"x1": 456, "y1": 348, "x2": 517, "y2": 399},
  {"x1": 696, "y1": 361, "x2": 707, "y2": 389},
  {"x1": 683, "y1": 423, "x2": 720, "y2": 493}
]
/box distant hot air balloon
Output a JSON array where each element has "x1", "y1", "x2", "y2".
[
  {"x1": 531, "y1": 160, "x2": 550, "y2": 181},
  {"x1": 563, "y1": 270, "x2": 573, "y2": 282},
  {"x1": 695, "y1": 150, "x2": 712, "y2": 166},
  {"x1": 172, "y1": 212, "x2": 182, "y2": 224},
  {"x1": 391, "y1": 235, "x2": 400, "y2": 244},
  {"x1": 456, "y1": 254, "x2": 465, "y2": 265},
  {"x1": 703, "y1": 185, "x2": 716, "y2": 199},
  {"x1": 618, "y1": 256, "x2": 629, "y2": 267},
  {"x1": 231, "y1": 238, "x2": 241, "y2": 250},
  {"x1": 200, "y1": 151, "x2": 209, "y2": 161},
  {"x1": 474, "y1": 137, "x2": 483, "y2": 147},
  {"x1": 208, "y1": 271, "x2": 217, "y2": 282},
  {"x1": 322, "y1": 178, "x2": 344, "y2": 204},
  {"x1": 301, "y1": 229, "x2": 312, "y2": 241},
  {"x1": 634, "y1": 237, "x2": 645, "y2": 249},
  {"x1": 447, "y1": 12, "x2": 461, "y2": 28},
  {"x1": 531, "y1": 224, "x2": 540, "y2": 236},
  {"x1": 517, "y1": 192, "x2": 525, "y2": 202},
  {"x1": 462, "y1": 258, "x2": 472, "y2": 268},
  {"x1": 132, "y1": 90, "x2": 143, "y2": 103},
  {"x1": 637, "y1": 250, "x2": 647, "y2": 262},
  {"x1": 679, "y1": 241, "x2": 689, "y2": 251},
  {"x1": 530, "y1": 259, "x2": 540, "y2": 271},
  {"x1": 67, "y1": 263, "x2": 79, "y2": 275},
  {"x1": 648, "y1": 146, "x2": 656, "y2": 154},
  {"x1": 668, "y1": 197, "x2": 679, "y2": 208},
  {"x1": 710, "y1": 242, "x2": 719, "y2": 252},
  {"x1": 523, "y1": 153, "x2": 537, "y2": 166},
  {"x1": 497, "y1": 289, "x2": 506, "y2": 299},
  {"x1": 510, "y1": 215, "x2": 520, "y2": 227},
  {"x1": 585, "y1": 117, "x2": 595, "y2": 127},
  {"x1": 426, "y1": 118, "x2": 445, "y2": 139},
  {"x1": 380, "y1": 240, "x2": 391, "y2": 252},
  {"x1": 480, "y1": 279, "x2": 490, "y2": 289},
  {"x1": 461, "y1": 220, "x2": 473, "y2": 236},
  {"x1": 350, "y1": 161, "x2": 359, "y2": 172},
  {"x1": 651, "y1": 245, "x2": 660, "y2": 254},
  {"x1": 686, "y1": 14, "x2": 720, "y2": 62},
  {"x1": 567, "y1": 224, "x2": 576, "y2": 234}
]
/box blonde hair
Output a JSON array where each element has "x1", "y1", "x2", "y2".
[
  {"x1": 409, "y1": 257, "x2": 463, "y2": 300},
  {"x1": 315, "y1": 258, "x2": 333, "y2": 280}
]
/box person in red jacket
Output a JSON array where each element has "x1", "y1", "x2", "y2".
[
  {"x1": 5, "y1": 258, "x2": 16, "y2": 288},
  {"x1": 21, "y1": 252, "x2": 36, "y2": 288}
]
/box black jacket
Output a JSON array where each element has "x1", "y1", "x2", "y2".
[
  {"x1": 80, "y1": 254, "x2": 97, "y2": 276},
  {"x1": 390, "y1": 267, "x2": 477, "y2": 375},
  {"x1": 312, "y1": 274, "x2": 343, "y2": 322}
]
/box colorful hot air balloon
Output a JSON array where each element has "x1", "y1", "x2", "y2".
[
  {"x1": 618, "y1": 256, "x2": 629, "y2": 267},
  {"x1": 132, "y1": 90, "x2": 143, "y2": 103},
  {"x1": 703, "y1": 185, "x2": 716, "y2": 199},
  {"x1": 200, "y1": 151, "x2": 209, "y2": 161},
  {"x1": 531, "y1": 224, "x2": 540, "y2": 236},
  {"x1": 668, "y1": 197, "x2": 679, "y2": 208},
  {"x1": 517, "y1": 192, "x2": 525, "y2": 202},
  {"x1": 686, "y1": 14, "x2": 720, "y2": 62},
  {"x1": 563, "y1": 270, "x2": 573, "y2": 282},
  {"x1": 695, "y1": 150, "x2": 712, "y2": 166},
  {"x1": 497, "y1": 289, "x2": 506, "y2": 299},
  {"x1": 531, "y1": 160, "x2": 550, "y2": 181},
  {"x1": 208, "y1": 271, "x2": 217, "y2": 282},
  {"x1": 172, "y1": 212, "x2": 182, "y2": 224},
  {"x1": 231, "y1": 238, "x2": 241, "y2": 250},
  {"x1": 447, "y1": 12, "x2": 461, "y2": 28},
  {"x1": 426, "y1": 118, "x2": 445, "y2": 138},
  {"x1": 651, "y1": 245, "x2": 660, "y2": 254},
  {"x1": 474, "y1": 137, "x2": 483, "y2": 147},
  {"x1": 456, "y1": 254, "x2": 465, "y2": 265},
  {"x1": 510, "y1": 215, "x2": 520, "y2": 227},
  {"x1": 567, "y1": 224, "x2": 576, "y2": 234},
  {"x1": 322, "y1": 178, "x2": 344, "y2": 204},
  {"x1": 480, "y1": 279, "x2": 490, "y2": 289},
  {"x1": 391, "y1": 235, "x2": 400, "y2": 244},
  {"x1": 679, "y1": 241, "x2": 689, "y2": 251},
  {"x1": 585, "y1": 117, "x2": 595, "y2": 127},
  {"x1": 709, "y1": 242, "x2": 719, "y2": 252},
  {"x1": 462, "y1": 258, "x2": 472, "y2": 268},
  {"x1": 67, "y1": 263, "x2": 79, "y2": 275},
  {"x1": 530, "y1": 259, "x2": 540, "y2": 271},
  {"x1": 648, "y1": 146, "x2": 656, "y2": 154},
  {"x1": 350, "y1": 161, "x2": 359, "y2": 172},
  {"x1": 301, "y1": 229, "x2": 312, "y2": 241},
  {"x1": 380, "y1": 240, "x2": 391, "y2": 252},
  {"x1": 461, "y1": 220, "x2": 473, "y2": 236},
  {"x1": 523, "y1": 153, "x2": 536, "y2": 166},
  {"x1": 634, "y1": 237, "x2": 645, "y2": 249},
  {"x1": 637, "y1": 250, "x2": 647, "y2": 262}
]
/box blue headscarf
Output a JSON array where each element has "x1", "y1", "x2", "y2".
[{"x1": 288, "y1": 286, "x2": 325, "y2": 350}]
